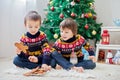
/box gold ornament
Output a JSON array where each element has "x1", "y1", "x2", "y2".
[
  {"x1": 89, "y1": 3, "x2": 93, "y2": 6},
  {"x1": 54, "y1": 34, "x2": 58, "y2": 39},
  {"x1": 49, "y1": 1, "x2": 53, "y2": 6},
  {"x1": 88, "y1": 13, "x2": 92, "y2": 17},
  {"x1": 92, "y1": 30, "x2": 96, "y2": 35}
]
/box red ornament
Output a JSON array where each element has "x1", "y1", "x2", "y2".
[
  {"x1": 59, "y1": 13, "x2": 64, "y2": 18},
  {"x1": 71, "y1": 12, "x2": 76, "y2": 17},
  {"x1": 84, "y1": 13, "x2": 89, "y2": 18},
  {"x1": 93, "y1": 16, "x2": 97, "y2": 20},
  {"x1": 51, "y1": 6, "x2": 54, "y2": 11},
  {"x1": 84, "y1": 24, "x2": 89, "y2": 29},
  {"x1": 101, "y1": 30, "x2": 110, "y2": 44}
]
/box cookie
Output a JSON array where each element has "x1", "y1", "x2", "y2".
[
  {"x1": 14, "y1": 42, "x2": 28, "y2": 53},
  {"x1": 23, "y1": 67, "x2": 46, "y2": 76}
]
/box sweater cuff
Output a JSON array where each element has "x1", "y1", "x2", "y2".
[
  {"x1": 42, "y1": 55, "x2": 51, "y2": 65},
  {"x1": 18, "y1": 52, "x2": 26, "y2": 58}
]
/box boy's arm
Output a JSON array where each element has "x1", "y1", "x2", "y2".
[{"x1": 38, "y1": 33, "x2": 51, "y2": 65}]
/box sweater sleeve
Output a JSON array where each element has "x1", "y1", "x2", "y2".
[
  {"x1": 41, "y1": 43, "x2": 51, "y2": 65},
  {"x1": 40, "y1": 33, "x2": 51, "y2": 65}
]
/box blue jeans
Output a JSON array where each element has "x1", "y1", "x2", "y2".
[
  {"x1": 13, "y1": 56, "x2": 41, "y2": 69},
  {"x1": 51, "y1": 51, "x2": 96, "y2": 70}
]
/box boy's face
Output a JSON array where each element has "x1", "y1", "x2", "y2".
[
  {"x1": 60, "y1": 27, "x2": 74, "y2": 41},
  {"x1": 25, "y1": 20, "x2": 40, "y2": 35}
]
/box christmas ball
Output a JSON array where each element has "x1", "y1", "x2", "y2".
[
  {"x1": 54, "y1": 34, "x2": 58, "y2": 39},
  {"x1": 92, "y1": 30, "x2": 96, "y2": 35},
  {"x1": 84, "y1": 24, "x2": 89, "y2": 29},
  {"x1": 51, "y1": 6, "x2": 55, "y2": 11},
  {"x1": 71, "y1": 12, "x2": 76, "y2": 17},
  {"x1": 59, "y1": 13, "x2": 64, "y2": 18},
  {"x1": 88, "y1": 13, "x2": 92, "y2": 17},
  {"x1": 89, "y1": 3, "x2": 93, "y2": 6},
  {"x1": 93, "y1": 16, "x2": 97, "y2": 20},
  {"x1": 81, "y1": 14, "x2": 84, "y2": 18},
  {"x1": 84, "y1": 13, "x2": 89, "y2": 18},
  {"x1": 71, "y1": 1, "x2": 75, "y2": 6}
]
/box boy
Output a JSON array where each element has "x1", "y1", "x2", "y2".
[
  {"x1": 51, "y1": 18, "x2": 96, "y2": 72},
  {"x1": 13, "y1": 11, "x2": 51, "y2": 71}
]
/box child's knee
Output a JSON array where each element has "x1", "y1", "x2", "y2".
[{"x1": 90, "y1": 63, "x2": 96, "y2": 69}]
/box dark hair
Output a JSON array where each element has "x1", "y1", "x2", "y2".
[
  {"x1": 60, "y1": 18, "x2": 77, "y2": 35},
  {"x1": 24, "y1": 11, "x2": 41, "y2": 25}
]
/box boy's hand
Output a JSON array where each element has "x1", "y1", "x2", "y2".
[
  {"x1": 89, "y1": 56, "x2": 96, "y2": 62},
  {"x1": 41, "y1": 64, "x2": 51, "y2": 71},
  {"x1": 28, "y1": 56, "x2": 38, "y2": 63},
  {"x1": 16, "y1": 48, "x2": 22, "y2": 55},
  {"x1": 14, "y1": 42, "x2": 28, "y2": 54}
]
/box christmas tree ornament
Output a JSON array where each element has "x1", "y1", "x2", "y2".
[
  {"x1": 81, "y1": 14, "x2": 84, "y2": 18},
  {"x1": 70, "y1": 48, "x2": 78, "y2": 64},
  {"x1": 92, "y1": 30, "x2": 96, "y2": 35},
  {"x1": 88, "y1": 12, "x2": 92, "y2": 17},
  {"x1": 71, "y1": 12, "x2": 76, "y2": 17},
  {"x1": 71, "y1": 1, "x2": 75, "y2": 6},
  {"x1": 59, "y1": 13, "x2": 64, "y2": 19},
  {"x1": 106, "y1": 50, "x2": 113, "y2": 64},
  {"x1": 84, "y1": 13, "x2": 89, "y2": 18},
  {"x1": 101, "y1": 30, "x2": 110, "y2": 44},
  {"x1": 54, "y1": 33, "x2": 58, "y2": 39},
  {"x1": 84, "y1": 24, "x2": 89, "y2": 29},
  {"x1": 51, "y1": 6, "x2": 55, "y2": 11},
  {"x1": 89, "y1": 3, "x2": 93, "y2": 6},
  {"x1": 93, "y1": 15, "x2": 97, "y2": 20}
]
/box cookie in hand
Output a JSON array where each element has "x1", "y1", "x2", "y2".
[{"x1": 14, "y1": 42, "x2": 28, "y2": 53}]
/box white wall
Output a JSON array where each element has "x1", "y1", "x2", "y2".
[
  {"x1": 0, "y1": 0, "x2": 37, "y2": 58},
  {"x1": 0, "y1": 0, "x2": 120, "y2": 58},
  {"x1": 95, "y1": 0, "x2": 120, "y2": 26}
]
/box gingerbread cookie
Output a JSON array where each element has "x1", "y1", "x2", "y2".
[
  {"x1": 14, "y1": 42, "x2": 28, "y2": 53},
  {"x1": 23, "y1": 67, "x2": 46, "y2": 76}
]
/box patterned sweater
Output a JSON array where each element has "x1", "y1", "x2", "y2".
[
  {"x1": 53, "y1": 35, "x2": 95, "y2": 61},
  {"x1": 18, "y1": 31, "x2": 51, "y2": 65}
]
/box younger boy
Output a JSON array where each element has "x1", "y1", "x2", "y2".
[{"x1": 51, "y1": 18, "x2": 96, "y2": 72}]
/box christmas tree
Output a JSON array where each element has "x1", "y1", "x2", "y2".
[{"x1": 40, "y1": 0, "x2": 102, "y2": 42}]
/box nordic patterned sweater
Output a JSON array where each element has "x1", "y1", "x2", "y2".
[
  {"x1": 18, "y1": 31, "x2": 51, "y2": 65},
  {"x1": 53, "y1": 35, "x2": 95, "y2": 61}
]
